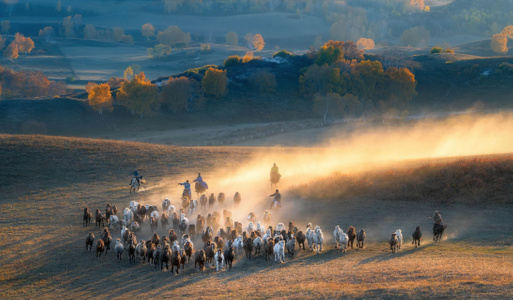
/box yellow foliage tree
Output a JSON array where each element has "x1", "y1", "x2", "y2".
[
  {"x1": 201, "y1": 68, "x2": 228, "y2": 98},
  {"x1": 491, "y1": 34, "x2": 508, "y2": 53},
  {"x1": 141, "y1": 23, "x2": 155, "y2": 40},
  {"x1": 157, "y1": 26, "x2": 191, "y2": 48},
  {"x1": 357, "y1": 38, "x2": 375, "y2": 50},
  {"x1": 116, "y1": 72, "x2": 160, "y2": 117},
  {"x1": 124, "y1": 66, "x2": 134, "y2": 80},
  {"x1": 242, "y1": 51, "x2": 254, "y2": 63},
  {"x1": 87, "y1": 83, "x2": 113, "y2": 114},
  {"x1": 253, "y1": 34, "x2": 265, "y2": 51}
]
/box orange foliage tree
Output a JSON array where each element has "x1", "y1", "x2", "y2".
[
  {"x1": 116, "y1": 72, "x2": 160, "y2": 117},
  {"x1": 3, "y1": 41, "x2": 18, "y2": 60},
  {"x1": 15, "y1": 33, "x2": 34, "y2": 54},
  {"x1": 87, "y1": 83, "x2": 113, "y2": 114},
  {"x1": 201, "y1": 68, "x2": 228, "y2": 98}
]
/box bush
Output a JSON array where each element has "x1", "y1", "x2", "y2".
[
  {"x1": 430, "y1": 47, "x2": 442, "y2": 54},
  {"x1": 499, "y1": 62, "x2": 513, "y2": 73},
  {"x1": 444, "y1": 48, "x2": 455, "y2": 53},
  {"x1": 200, "y1": 43, "x2": 211, "y2": 53},
  {"x1": 224, "y1": 55, "x2": 242, "y2": 67},
  {"x1": 272, "y1": 50, "x2": 294, "y2": 59}
]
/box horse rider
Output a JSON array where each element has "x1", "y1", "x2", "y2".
[
  {"x1": 179, "y1": 180, "x2": 192, "y2": 198},
  {"x1": 194, "y1": 173, "x2": 208, "y2": 189},
  {"x1": 269, "y1": 189, "x2": 281, "y2": 209},
  {"x1": 131, "y1": 169, "x2": 142, "y2": 184},
  {"x1": 433, "y1": 210, "x2": 443, "y2": 226},
  {"x1": 270, "y1": 163, "x2": 279, "y2": 175}
]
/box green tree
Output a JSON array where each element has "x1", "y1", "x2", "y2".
[
  {"x1": 299, "y1": 64, "x2": 343, "y2": 97},
  {"x1": 223, "y1": 55, "x2": 242, "y2": 67},
  {"x1": 251, "y1": 70, "x2": 277, "y2": 94},
  {"x1": 117, "y1": 72, "x2": 160, "y2": 117},
  {"x1": 147, "y1": 44, "x2": 172, "y2": 58},
  {"x1": 225, "y1": 31, "x2": 238, "y2": 46},
  {"x1": 201, "y1": 67, "x2": 228, "y2": 98},
  {"x1": 87, "y1": 83, "x2": 113, "y2": 114},
  {"x1": 384, "y1": 67, "x2": 417, "y2": 112}
]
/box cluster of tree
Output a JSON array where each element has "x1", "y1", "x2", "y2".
[
  {"x1": 2, "y1": 33, "x2": 35, "y2": 60},
  {"x1": 146, "y1": 25, "x2": 191, "y2": 58},
  {"x1": 452, "y1": 1, "x2": 513, "y2": 36},
  {"x1": 300, "y1": 40, "x2": 417, "y2": 124},
  {"x1": 0, "y1": 65, "x2": 67, "y2": 99},
  {"x1": 491, "y1": 25, "x2": 513, "y2": 54},
  {"x1": 87, "y1": 68, "x2": 228, "y2": 117},
  {"x1": 56, "y1": 17, "x2": 134, "y2": 43}
]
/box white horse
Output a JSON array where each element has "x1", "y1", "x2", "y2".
[
  {"x1": 274, "y1": 240, "x2": 285, "y2": 263},
  {"x1": 129, "y1": 177, "x2": 140, "y2": 194},
  {"x1": 333, "y1": 225, "x2": 343, "y2": 249},
  {"x1": 188, "y1": 199, "x2": 198, "y2": 217},
  {"x1": 395, "y1": 229, "x2": 403, "y2": 249},
  {"x1": 306, "y1": 228, "x2": 314, "y2": 250},
  {"x1": 123, "y1": 208, "x2": 133, "y2": 225},
  {"x1": 109, "y1": 215, "x2": 120, "y2": 231},
  {"x1": 178, "y1": 212, "x2": 189, "y2": 236},
  {"x1": 313, "y1": 226, "x2": 324, "y2": 254}
]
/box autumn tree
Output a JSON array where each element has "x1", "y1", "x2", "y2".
[
  {"x1": 39, "y1": 26, "x2": 55, "y2": 42},
  {"x1": 87, "y1": 83, "x2": 113, "y2": 114},
  {"x1": 107, "y1": 77, "x2": 127, "y2": 88},
  {"x1": 242, "y1": 51, "x2": 254, "y2": 63},
  {"x1": 14, "y1": 33, "x2": 34, "y2": 54},
  {"x1": 147, "y1": 44, "x2": 171, "y2": 58},
  {"x1": 160, "y1": 76, "x2": 202, "y2": 112},
  {"x1": 357, "y1": 38, "x2": 375, "y2": 50},
  {"x1": 491, "y1": 26, "x2": 513, "y2": 54},
  {"x1": 315, "y1": 40, "x2": 344, "y2": 66},
  {"x1": 116, "y1": 72, "x2": 160, "y2": 117},
  {"x1": 124, "y1": 66, "x2": 134, "y2": 80},
  {"x1": 62, "y1": 16, "x2": 74, "y2": 38},
  {"x1": 141, "y1": 23, "x2": 155, "y2": 40},
  {"x1": 157, "y1": 26, "x2": 191, "y2": 48},
  {"x1": 245, "y1": 33, "x2": 265, "y2": 51},
  {"x1": 299, "y1": 64, "x2": 343, "y2": 97},
  {"x1": 201, "y1": 67, "x2": 228, "y2": 98},
  {"x1": 253, "y1": 34, "x2": 265, "y2": 51},
  {"x1": 3, "y1": 41, "x2": 18, "y2": 60},
  {"x1": 383, "y1": 67, "x2": 417, "y2": 112},
  {"x1": 225, "y1": 32, "x2": 238, "y2": 46}
]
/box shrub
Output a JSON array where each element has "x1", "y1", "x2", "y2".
[
  {"x1": 272, "y1": 50, "x2": 294, "y2": 59},
  {"x1": 200, "y1": 43, "x2": 211, "y2": 53},
  {"x1": 444, "y1": 48, "x2": 455, "y2": 53},
  {"x1": 430, "y1": 47, "x2": 442, "y2": 54},
  {"x1": 224, "y1": 55, "x2": 242, "y2": 67}
]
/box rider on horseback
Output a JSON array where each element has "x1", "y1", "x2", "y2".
[
  {"x1": 433, "y1": 210, "x2": 443, "y2": 226},
  {"x1": 130, "y1": 169, "x2": 142, "y2": 184},
  {"x1": 179, "y1": 180, "x2": 192, "y2": 199},
  {"x1": 269, "y1": 189, "x2": 281, "y2": 209},
  {"x1": 193, "y1": 173, "x2": 208, "y2": 190},
  {"x1": 271, "y1": 163, "x2": 279, "y2": 175}
]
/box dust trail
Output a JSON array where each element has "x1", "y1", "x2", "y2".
[
  {"x1": 200, "y1": 112, "x2": 513, "y2": 225},
  {"x1": 139, "y1": 112, "x2": 513, "y2": 233}
]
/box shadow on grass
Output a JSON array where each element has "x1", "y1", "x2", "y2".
[{"x1": 356, "y1": 243, "x2": 437, "y2": 265}]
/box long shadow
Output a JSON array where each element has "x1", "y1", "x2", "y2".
[{"x1": 357, "y1": 243, "x2": 436, "y2": 265}]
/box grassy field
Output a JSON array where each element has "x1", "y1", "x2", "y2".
[{"x1": 1, "y1": 134, "x2": 513, "y2": 298}]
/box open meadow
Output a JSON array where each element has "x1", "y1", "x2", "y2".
[{"x1": 1, "y1": 133, "x2": 513, "y2": 299}]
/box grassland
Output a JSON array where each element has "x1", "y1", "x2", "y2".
[{"x1": 1, "y1": 134, "x2": 512, "y2": 299}]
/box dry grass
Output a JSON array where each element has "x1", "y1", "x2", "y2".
[
  {"x1": 291, "y1": 155, "x2": 513, "y2": 204},
  {"x1": 1, "y1": 134, "x2": 513, "y2": 299}
]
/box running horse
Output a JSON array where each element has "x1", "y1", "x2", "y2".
[{"x1": 270, "y1": 172, "x2": 281, "y2": 190}]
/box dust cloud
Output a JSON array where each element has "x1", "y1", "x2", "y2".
[
  {"x1": 140, "y1": 112, "x2": 513, "y2": 235},
  {"x1": 198, "y1": 112, "x2": 513, "y2": 223}
]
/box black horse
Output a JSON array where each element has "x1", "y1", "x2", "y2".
[{"x1": 433, "y1": 224, "x2": 446, "y2": 243}]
